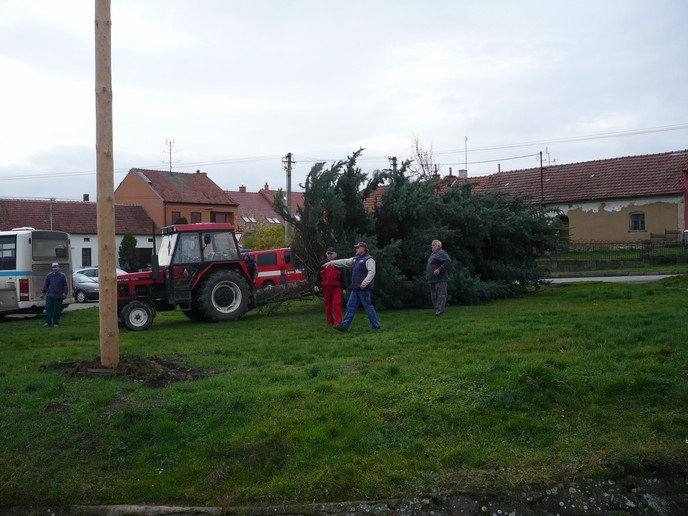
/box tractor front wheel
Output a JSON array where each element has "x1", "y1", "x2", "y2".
[{"x1": 120, "y1": 301, "x2": 155, "y2": 331}]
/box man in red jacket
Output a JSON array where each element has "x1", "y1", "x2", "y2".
[{"x1": 314, "y1": 247, "x2": 348, "y2": 326}]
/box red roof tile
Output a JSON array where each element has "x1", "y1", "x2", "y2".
[
  {"x1": 128, "y1": 169, "x2": 238, "y2": 205},
  {"x1": 225, "y1": 184, "x2": 304, "y2": 230},
  {"x1": 0, "y1": 199, "x2": 157, "y2": 235},
  {"x1": 470, "y1": 150, "x2": 688, "y2": 203}
]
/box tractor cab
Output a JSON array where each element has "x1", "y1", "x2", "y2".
[{"x1": 159, "y1": 225, "x2": 242, "y2": 304}]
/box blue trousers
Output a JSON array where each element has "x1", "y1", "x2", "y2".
[
  {"x1": 342, "y1": 289, "x2": 380, "y2": 330},
  {"x1": 44, "y1": 296, "x2": 63, "y2": 325}
]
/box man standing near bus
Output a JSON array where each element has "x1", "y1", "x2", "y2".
[{"x1": 41, "y1": 262, "x2": 68, "y2": 327}]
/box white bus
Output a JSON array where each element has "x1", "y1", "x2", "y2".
[{"x1": 0, "y1": 227, "x2": 74, "y2": 317}]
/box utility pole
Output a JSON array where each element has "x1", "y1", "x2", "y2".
[
  {"x1": 539, "y1": 151, "x2": 544, "y2": 205},
  {"x1": 464, "y1": 136, "x2": 468, "y2": 174},
  {"x1": 49, "y1": 198, "x2": 55, "y2": 230},
  {"x1": 282, "y1": 153, "x2": 294, "y2": 242},
  {"x1": 95, "y1": 0, "x2": 119, "y2": 368}
]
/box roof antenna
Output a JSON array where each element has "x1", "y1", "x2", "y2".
[{"x1": 163, "y1": 139, "x2": 180, "y2": 173}]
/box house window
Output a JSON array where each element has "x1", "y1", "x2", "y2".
[
  {"x1": 172, "y1": 211, "x2": 182, "y2": 223},
  {"x1": 211, "y1": 212, "x2": 228, "y2": 223},
  {"x1": 82, "y1": 248, "x2": 92, "y2": 267},
  {"x1": 629, "y1": 212, "x2": 645, "y2": 231},
  {"x1": 266, "y1": 216, "x2": 281, "y2": 224},
  {"x1": 190, "y1": 212, "x2": 202, "y2": 223}
]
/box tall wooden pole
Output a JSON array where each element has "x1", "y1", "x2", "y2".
[
  {"x1": 282, "y1": 153, "x2": 294, "y2": 242},
  {"x1": 95, "y1": 0, "x2": 119, "y2": 368}
]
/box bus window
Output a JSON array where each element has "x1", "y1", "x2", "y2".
[{"x1": 0, "y1": 235, "x2": 17, "y2": 270}]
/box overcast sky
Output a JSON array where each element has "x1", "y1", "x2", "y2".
[{"x1": 1, "y1": 0, "x2": 687, "y2": 201}]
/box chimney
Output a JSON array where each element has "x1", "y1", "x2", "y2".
[
  {"x1": 458, "y1": 169, "x2": 468, "y2": 179},
  {"x1": 83, "y1": 194, "x2": 90, "y2": 202},
  {"x1": 263, "y1": 182, "x2": 270, "y2": 191},
  {"x1": 239, "y1": 185, "x2": 247, "y2": 193}
]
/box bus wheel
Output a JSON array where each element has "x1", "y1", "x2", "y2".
[{"x1": 121, "y1": 301, "x2": 154, "y2": 331}]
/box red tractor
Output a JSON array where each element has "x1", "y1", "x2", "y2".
[{"x1": 116, "y1": 223, "x2": 255, "y2": 331}]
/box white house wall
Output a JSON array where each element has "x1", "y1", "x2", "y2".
[{"x1": 70, "y1": 233, "x2": 156, "y2": 271}]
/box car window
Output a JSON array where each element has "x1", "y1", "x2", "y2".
[
  {"x1": 74, "y1": 273, "x2": 98, "y2": 284},
  {"x1": 256, "y1": 252, "x2": 277, "y2": 267}
]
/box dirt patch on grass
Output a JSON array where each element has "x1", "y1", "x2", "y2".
[{"x1": 42, "y1": 353, "x2": 213, "y2": 388}]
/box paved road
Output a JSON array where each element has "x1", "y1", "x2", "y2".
[{"x1": 549, "y1": 274, "x2": 677, "y2": 284}]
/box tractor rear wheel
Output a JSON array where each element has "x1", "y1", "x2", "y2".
[
  {"x1": 120, "y1": 301, "x2": 154, "y2": 331},
  {"x1": 195, "y1": 269, "x2": 249, "y2": 322}
]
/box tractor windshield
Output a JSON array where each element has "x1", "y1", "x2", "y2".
[
  {"x1": 173, "y1": 233, "x2": 202, "y2": 264},
  {"x1": 204, "y1": 232, "x2": 240, "y2": 261}
]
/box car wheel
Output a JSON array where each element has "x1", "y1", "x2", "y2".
[{"x1": 75, "y1": 290, "x2": 87, "y2": 303}]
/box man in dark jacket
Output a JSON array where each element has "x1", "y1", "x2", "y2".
[
  {"x1": 426, "y1": 239, "x2": 452, "y2": 316},
  {"x1": 41, "y1": 262, "x2": 68, "y2": 327},
  {"x1": 314, "y1": 247, "x2": 348, "y2": 326}
]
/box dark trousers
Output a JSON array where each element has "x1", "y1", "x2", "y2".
[
  {"x1": 430, "y1": 282, "x2": 447, "y2": 315},
  {"x1": 45, "y1": 296, "x2": 63, "y2": 325}
]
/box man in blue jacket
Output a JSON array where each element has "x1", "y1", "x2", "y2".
[
  {"x1": 41, "y1": 262, "x2": 68, "y2": 327},
  {"x1": 426, "y1": 239, "x2": 452, "y2": 316},
  {"x1": 325, "y1": 242, "x2": 380, "y2": 332}
]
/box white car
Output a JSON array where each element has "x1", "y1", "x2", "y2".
[{"x1": 74, "y1": 267, "x2": 128, "y2": 280}]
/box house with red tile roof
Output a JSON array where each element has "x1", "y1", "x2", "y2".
[
  {"x1": 468, "y1": 150, "x2": 688, "y2": 242},
  {"x1": 115, "y1": 168, "x2": 239, "y2": 229},
  {"x1": 225, "y1": 182, "x2": 304, "y2": 233},
  {"x1": 0, "y1": 198, "x2": 158, "y2": 270},
  {"x1": 366, "y1": 150, "x2": 688, "y2": 243}
]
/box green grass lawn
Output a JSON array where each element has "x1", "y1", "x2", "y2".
[{"x1": 1, "y1": 277, "x2": 687, "y2": 507}]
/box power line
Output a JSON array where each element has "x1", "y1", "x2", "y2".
[
  {"x1": 435, "y1": 123, "x2": 688, "y2": 156},
  {"x1": 1, "y1": 123, "x2": 686, "y2": 182},
  {"x1": 439, "y1": 153, "x2": 540, "y2": 166}
]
